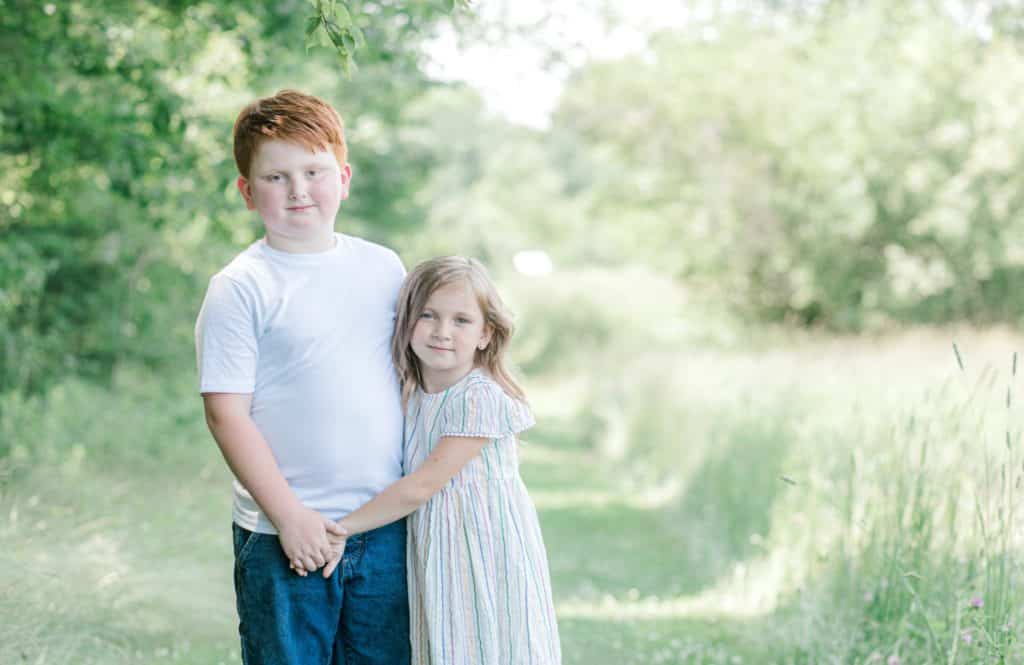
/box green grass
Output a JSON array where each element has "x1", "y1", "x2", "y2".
[{"x1": 3, "y1": 329, "x2": 1024, "y2": 663}]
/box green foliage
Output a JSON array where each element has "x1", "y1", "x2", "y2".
[
  {"x1": 1, "y1": 0, "x2": 218, "y2": 392},
  {"x1": 553, "y1": 2, "x2": 1024, "y2": 330},
  {"x1": 0, "y1": 0, "x2": 464, "y2": 395},
  {"x1": 305, "y1": 0, "x2": 368, "y2": 75},
  {"x1": 302, "y1": 0, "x2": 472, "y2": 74}
]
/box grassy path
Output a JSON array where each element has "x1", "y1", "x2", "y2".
[
  {"x1": 2, "y1": 425, "x2": 760, "y2": 664},
  {"x1": 8, "y1": 330, "x2": 1024, "y2": 663}
]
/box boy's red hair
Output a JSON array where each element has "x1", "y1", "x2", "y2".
[{"x1": 232, "y1": 89, "x2": 347, "y2": 177}]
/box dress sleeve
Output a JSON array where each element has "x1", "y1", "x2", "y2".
[{"x1": 440, "y1": 378, "x2": 535, "y2": 439}]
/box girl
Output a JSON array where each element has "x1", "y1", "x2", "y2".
[{"x1": 322, "y1": 256, "x2": 561, "y2": 664}]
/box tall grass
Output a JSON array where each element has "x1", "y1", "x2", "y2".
[
  {"x1": 3, "y1": 311, "x2": 1024, "y2": 663},
  {"x1": 515, "y1": 277, "x2": 1024, "y2": 664},
  {"x1": 0, "y1": 367, "x2": 238, "y2": 664},
  {"x1": 795, "y1": 345, "x2": 1024, "y2": 665}
]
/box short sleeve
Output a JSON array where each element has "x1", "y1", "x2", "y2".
[
  {"x1": 194, "y1": 273, "x2": 259, "y2": 394},
  {"x1": 440, "y1": 378, "x2": 535, "y2": 439}
]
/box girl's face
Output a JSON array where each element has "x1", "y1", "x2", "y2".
[{"x1": 411, "y1": 281, "x2": 492, "y2": 393}]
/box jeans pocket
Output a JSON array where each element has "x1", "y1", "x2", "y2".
[{"x1": 234, "y1": 527, "x2": 263, "y2": 568}]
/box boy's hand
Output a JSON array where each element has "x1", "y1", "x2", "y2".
[
  {"x1": 322, "y1": 524, "x2": 348, "y2": 578},
  {"x1": 277, "y1": 505, "x2": 347, "y2": 576}
]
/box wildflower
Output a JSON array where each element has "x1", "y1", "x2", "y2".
[
  {"x1": 962, "y1": 629, "x2": 973, "y2": 645},
  {"x1": 863, "y1": 591, "x2": 873, "y2": 603},
  {"x1": 970, "y1": 597, "x2": 984, "y2": 609},
  {"x1": 887, "y1": 655, "x2": 900, "y2": 665}
]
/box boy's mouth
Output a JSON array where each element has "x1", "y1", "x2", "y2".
[{"x1": 287, "y1": 205, "x2": 316, "y2": 211}]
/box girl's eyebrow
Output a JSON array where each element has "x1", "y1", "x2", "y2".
[{"x1": 420, "y1": 306, "x2": 475, "y2": 318}]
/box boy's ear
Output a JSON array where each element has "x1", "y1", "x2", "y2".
[
  {"x1": 237, "y1": 176, "x2": 256, "y2": 210},
  {"x1": 340, "y1": 163, "x2": 353, "y2": 201}
]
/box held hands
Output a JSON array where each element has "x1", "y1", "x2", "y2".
[
  {"x1": 277, "y1": 504, "x2": 348, "y2": 577},
  {"x1": 321, "y1": 521, "x2": 349, "y2": 579}
]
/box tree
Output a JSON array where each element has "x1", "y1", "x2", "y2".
[
  {"x1": 0, "y1": 0, "x2": 469, "y2": 394},
  {"x1": 553, "y1": 1, "x2": 1024, "y2": 329}
]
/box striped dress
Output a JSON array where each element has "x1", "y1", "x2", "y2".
[{"x1": 404, "y1": 368, "x2": 561, "y2": 665}]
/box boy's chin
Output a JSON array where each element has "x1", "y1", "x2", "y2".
[
  {"x1": 263, "y1": 224, "x2": 337, "y2": 252},
  {"x1": 264, "y1": 221, "x2": 335, "y2": 238}
]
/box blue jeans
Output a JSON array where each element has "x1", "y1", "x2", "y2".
[{"x1": 232, "y1": 519, "x2": 410, "y2": 665}]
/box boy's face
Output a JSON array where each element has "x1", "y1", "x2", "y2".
[{"x1": 237, "y1": 139, "x2": 351, "y2": 245}]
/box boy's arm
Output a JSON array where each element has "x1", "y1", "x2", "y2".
[
  {"x1": 203, "y1": 393, "x2": 346, "y2": 572},
  {"x1": 322, "y1": 435, "x2": 488, "y2": 578}
]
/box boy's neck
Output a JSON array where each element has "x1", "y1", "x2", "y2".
[{"x1": 264, "y1": 228, "x2": 337, "y2": 254}]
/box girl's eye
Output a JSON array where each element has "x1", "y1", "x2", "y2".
[
  {"x1": 456, "y1": 317, "x2": 471, "y2": 324},
  {"x1": 419, "y1": 312, "x2": 433, "y2": 319}
]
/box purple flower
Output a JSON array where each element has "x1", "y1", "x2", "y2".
[
  {"x1": 887, "y1": 656, "x2": 900, "y2": 665},
  {"x1": 962, "y1": 629, "x2": 973, "y2": 645},
  {"x1": 970, "y1": 597, "x2": 984, "y2": 609}
]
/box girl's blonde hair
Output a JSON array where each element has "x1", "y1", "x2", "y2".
[{"x1": 392, "y1": 256, "x2": 527, "y2": 407}]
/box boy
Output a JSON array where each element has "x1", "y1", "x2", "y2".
[{"x1": 195, "y1": 90, "x2": 409, "y2": 665}]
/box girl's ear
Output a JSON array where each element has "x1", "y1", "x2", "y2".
[{"x1": 478, "y1": 326, "x2": 493, "y2": 351}]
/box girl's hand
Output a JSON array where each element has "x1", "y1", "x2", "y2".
[
  {"x1": 321, "y1": 522, "x2": 348, "y2": 578},
  {"x1": 278, "y1": 505, "x2": 346, "y2": 576}
]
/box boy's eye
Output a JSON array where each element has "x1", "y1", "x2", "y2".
[
  {"x1": 306, "y1": 169, "x2": 322, "y2": 177},
  {"x1": 266, "y1": 174, "x2": 283, "y2": 182}
]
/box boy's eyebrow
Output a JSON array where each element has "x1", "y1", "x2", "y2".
[{"x1": 257, "y1": 161, "x2": 334, "y2": 174}]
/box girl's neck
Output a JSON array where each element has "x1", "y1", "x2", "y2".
[{"x1": 420, "y1": 366, "x2": 480, "y2": 395}]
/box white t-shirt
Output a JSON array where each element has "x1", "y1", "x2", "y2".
[{"x1": 195, "y1": 233, "x2": 405, "y2": 534}]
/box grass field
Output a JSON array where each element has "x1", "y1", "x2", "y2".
[{"x1": 3, "y1": 327, "x2": 1023, "y2": 664}]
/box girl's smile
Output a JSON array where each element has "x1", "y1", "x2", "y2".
[{"x1": 411, "y1": 281, "x2": 492, "y2": 393}]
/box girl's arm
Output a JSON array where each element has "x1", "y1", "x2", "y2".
[{"x1": 321, "y1": 435, "x2": 488, "y2": 577}]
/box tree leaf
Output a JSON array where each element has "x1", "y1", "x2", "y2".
[
  {"x1": 304, "y1": 16, "x2": 322, "y2": 37},
  {"x1": 325, "y1": 19, "x2": 344, "y2": 46},
  {"x1": 335, "y1": 1, "x2": 352, "y2": 25},
  {"x1": 350, "y1": 24, "x2": 366, "y2": 48},
  {"x1": 317, "y1": 23, "x2": 332, "y2": 48},
  {"x1": 341, "y1": 29, "x2": 357, "y2": 52}
]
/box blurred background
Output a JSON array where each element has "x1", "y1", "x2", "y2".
[{"x1": 4, "y1": 0, "x2": 1024, "y2": 662}]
